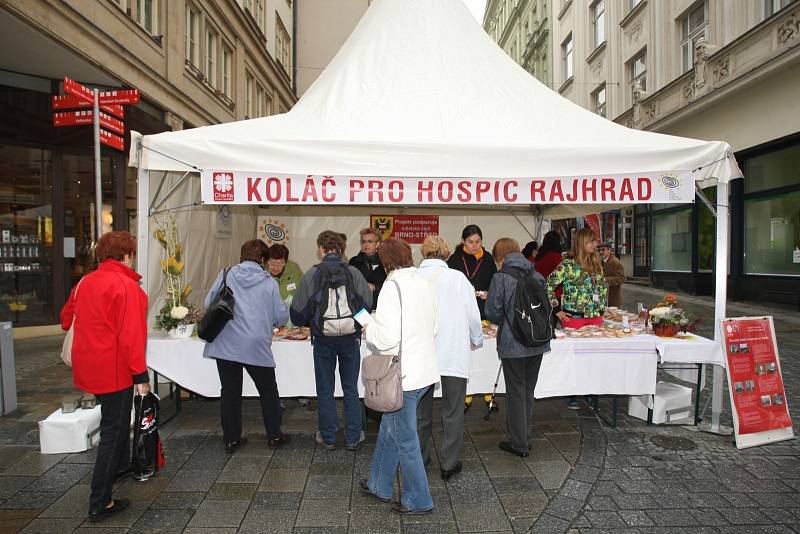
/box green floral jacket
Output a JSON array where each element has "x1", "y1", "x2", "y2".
[{"x1": 546, "y1": 258, "x2": 608, "y2": 318}]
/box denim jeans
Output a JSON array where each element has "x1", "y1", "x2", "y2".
[
  {"x1": 313, "y1": 337, "x2": 362, "y2": 445},
  {"x1": 368, "y1": 386, "x2": 433, "y2": 511}
]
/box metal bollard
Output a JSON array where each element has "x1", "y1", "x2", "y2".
[{"x1": 0, "y1": 322, "x2": 17, "y2": 415}]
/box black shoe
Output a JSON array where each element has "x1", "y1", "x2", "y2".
[
  {"x1": 359, "y1": 479, "x2": 391, "y2": 503},
  {"x1": 268, "y1": 434, "x2": 291, "y2": 449},
  {"x1": 390, "y1": 501, "x2": 433, "y2": 515},
  {"x1": 441, "y1": 461, "x2": 463, "y2": 481},
  {"x1": 499, "y1": 441, "x2": 529, "y2": 458},
  {"x1": 225, "y1": 437, "x2": 248, "y2": 454},
  {"x1": 88, "y1": 498, "x2": 129, "y2": 523}
]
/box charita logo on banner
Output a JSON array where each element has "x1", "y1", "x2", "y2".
[{"x1": 213, "y1": 172, "x2": 235, "y2": 201}]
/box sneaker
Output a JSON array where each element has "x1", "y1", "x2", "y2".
[
  {"x1": 566, "y1": 397, "x2": 580, "y2": 410},
  {"x1": 315, "y1": 431, "x2": 336, "y2": 451},
  {"x1": 346, "y1": 431, "x2": 366, "y2": 451}
]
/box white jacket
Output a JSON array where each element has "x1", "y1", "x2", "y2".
[
  {"x1": 365, "y1": 267, "x2": 440, "y2": 391},
  {"x1": 417, "y1": 259, "x2": 483, "y2": 379}
]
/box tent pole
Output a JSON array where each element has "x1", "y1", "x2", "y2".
[
  {"x1": 136, "y1": 164, "x2": 150, "y2": 294},
  {"x1": 710, "y1": 180, "x2": 729, "y2": 433}
]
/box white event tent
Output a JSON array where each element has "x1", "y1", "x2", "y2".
[{"x1": 129, "y1": 0, "x2": 742, "y2": 430}]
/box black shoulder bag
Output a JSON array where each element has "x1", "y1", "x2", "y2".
[{"x1": 198, "y1": 268, "x2": 235, "y2": 342}]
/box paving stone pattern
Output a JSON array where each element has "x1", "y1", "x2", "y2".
[{"x1": 0, "y1": 285, "x2": 799, "y2": 532}]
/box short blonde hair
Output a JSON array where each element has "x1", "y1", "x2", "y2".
[
  {"x1": 491, "y1": 238, "x2": 521, "y2": 262},
  {"x1": 421, "y1": 235, "x2": 450, "y2": 260}
]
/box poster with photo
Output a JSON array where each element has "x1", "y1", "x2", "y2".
[{"x1": 722, "y1": 316, "x2": 794, "y2": 449}]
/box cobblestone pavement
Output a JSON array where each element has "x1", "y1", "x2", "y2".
[{"x1": 0, "y1": 285, "x2": 798, "y2": 533}]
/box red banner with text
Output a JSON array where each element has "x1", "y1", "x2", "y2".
[
  {"x1": 722, "y1": 317, "x2": 792, "y2": 435},
  {"x1": 200, "y1": 171, "x2": 695, "y2": 205}
]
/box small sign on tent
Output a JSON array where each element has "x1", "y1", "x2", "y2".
[{"x1": 370, "y1": 215, "x2": 439, "y2": 244}]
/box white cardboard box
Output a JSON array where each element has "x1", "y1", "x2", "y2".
[
  {"x1": 38, "y1": 406, "x2": 102, "y2": 454},
  {"x1": 628, "y1": 381, "x2": 693, "y2": 424}
]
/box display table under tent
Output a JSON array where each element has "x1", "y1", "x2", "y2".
[{"x1": 147, "y1": 331, "x2": 724, "y2": 427}]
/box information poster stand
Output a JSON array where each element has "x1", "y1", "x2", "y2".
[{"x1": 721, "y1": 317, "x2": 794, "y2": 449}]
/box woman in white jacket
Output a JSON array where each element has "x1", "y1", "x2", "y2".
[
  {"x1": 360, "y1": 238, "x2": 439, "y2": 515},
  {"x1": 416, "y1": 235, "x2": 483, "y2": 481}
]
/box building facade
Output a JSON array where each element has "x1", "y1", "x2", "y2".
[
  {"x1": 0, "y1": 0, "x2": 297, "y2": 329},
  {"x1": 490, "y1": 0, "x2": 800, "y2": 308},
  {"x1": 296, "y1": 0, "x2": 371, "y2": 96},
  {"x1": 485, "y1": 0, "x2": 554, "y2": 89}
]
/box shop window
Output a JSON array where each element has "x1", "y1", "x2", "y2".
[
  {"x1": 744, "y1": 191, "x2": 800, "y2": 276},
  {"x1": 0, "y1": 146, "x2": 53, "y2": 326},
  {"x1": 697, "y1": 186, "x2": 716, "y2": 272},
  {"x1": 651, "y1": 208, "x2": 692, "y2": 272},
  {"x1": 680, "y1": 2, "x2": 707, "y2": 74},
  {"x1": 743, "y1": 144, "x2": 800, "y2": 193}
]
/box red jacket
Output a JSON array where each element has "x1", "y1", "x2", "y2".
[
  {"x1": 60, "y1": 260, "x2": 148, "y2": 394},
  {"x1": 535, "y1": 251, "x2": 564, "y2": 299}
]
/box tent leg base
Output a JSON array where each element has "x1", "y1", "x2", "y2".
[{"x1": 696, "y1": 421, "x2": 734, "y2": 436}]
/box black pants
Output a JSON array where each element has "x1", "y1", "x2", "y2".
[
  {"x1": 216, "y1": 359, "x2": 282, "y2": 441},
  {"x1": 90, "y1": 386, "x2": 133, "y2": 512},
  {"x1": 502, "y1": 356, "x2": 543, "y2": 452},
  {"x1": 417, "y1": 376, "x2": 467, "y2": 471}
]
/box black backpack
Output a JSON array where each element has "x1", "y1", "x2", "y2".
[
  {"x1": 311, "y1": 262, "x2": 367, "y2": 337},
  {"x1": 502, "y1": 267, "x2": 553, "y2": 347}
]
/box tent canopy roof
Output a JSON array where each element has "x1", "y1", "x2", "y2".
[{"x1": 132, "y1": 0, "x2": 741, "y2": 186}]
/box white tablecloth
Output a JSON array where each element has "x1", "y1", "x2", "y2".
[
  {"x1": 655, "y1": 334, "x2": 725, "y2": 388},
  {"x1": 147, "y1": 332, "x2": 658, "y2": 399}
]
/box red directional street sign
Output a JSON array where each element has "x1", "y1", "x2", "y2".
[
  {"x1": 63, "y1": 76, "x2": 94, "y2": 104},
  {"x1": 100, "y1": 129, "x2": 124, "y2": 151},
  {"x1": 53, "y1": 111, "x2": 125, "y2": 134},
  {"x1": 52, "y1": 95, "x2": 124, "y2": 118},
  {"x1": 98, "y1": 89, "x2": 140, "y2": 106}
]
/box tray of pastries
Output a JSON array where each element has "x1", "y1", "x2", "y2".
[{"x1": 273, "y1": 326, "x2": 311, "y2": 341}]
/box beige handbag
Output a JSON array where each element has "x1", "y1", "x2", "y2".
[
  {"x1": 361, "y1": 281, "x2": 404, "y2": 413},
  {"x1": 60, "y1": 278, "x2": 84, "y2": 367}
]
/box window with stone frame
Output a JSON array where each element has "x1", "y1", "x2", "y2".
[{"x1": 680, "y1": 2, "x2": 708, "y2": 74}]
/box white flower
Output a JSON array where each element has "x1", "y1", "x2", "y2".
[
  {"x1": 170, "y1": 306, "x2": 189, "y2": 320},
  {"x1": 649, "y1": 306, "x2": 671, "y2": 318}
]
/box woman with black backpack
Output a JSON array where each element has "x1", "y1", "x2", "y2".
[{"x1": 485, "y1": 238, "x2": 551, "y2": 458}]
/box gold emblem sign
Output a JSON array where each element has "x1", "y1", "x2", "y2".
[{"x1": 370, "y1": 216, "x2": 394, "y2": 241}]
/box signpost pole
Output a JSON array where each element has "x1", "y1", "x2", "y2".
[{"x1": 93, "y1": 88, "x2": 103, "y2": 240}]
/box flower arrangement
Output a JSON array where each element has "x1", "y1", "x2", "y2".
[
  {"x1": 648, "y1": 293, "x2": 697, "y2": 337},
  {"x1": 153, "y1": 215, "x2": 198, "y2": 337}
]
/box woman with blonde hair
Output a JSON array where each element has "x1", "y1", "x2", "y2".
[
  {"x1": 417, "y1": 235, "x2": 483, "y2": 480},
  {"x1": 485, "y1": 238, "x2": 550, "y2": 457},
  {"x1": 546, "y1": 228, "x2": 608, "y2": 409}
]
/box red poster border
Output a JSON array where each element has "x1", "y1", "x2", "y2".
[{"x1": 721, "y1": 316, "x2": 794, "y2": 449}]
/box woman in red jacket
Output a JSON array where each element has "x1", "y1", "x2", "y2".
[
  {"x1": 60, "y1": 231, "x2": 149, "y2": 523},
  {"x1": 533, "y1": 231, "x2": 563, "y2": 279}
]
